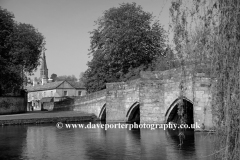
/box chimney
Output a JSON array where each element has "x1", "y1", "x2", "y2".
[
  {"x1": 33, "y1": 79, "x2": 37, "y2": 86},
  {"x1": 42, "y1": 77, "x2": 48, "y2": 85}
]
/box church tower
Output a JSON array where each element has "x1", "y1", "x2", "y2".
[{"x1": 40, "y1": 51, "x2": 48, "y2": 85}]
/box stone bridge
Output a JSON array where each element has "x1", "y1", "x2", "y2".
[{"x1": 73, "y1": 65, "x2": 213, "y2": 130}]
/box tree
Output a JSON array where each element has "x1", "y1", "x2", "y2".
[
  {"x1": 0, "y1": 7, "x2": 14, "y2": 56},
  {"x1": 0, "y1": 7, "x2": 45, "y2": 95},
  {"x1": 0, "y1": 7, "x2": 19, "y2": 95},
  {"x1": 152, "y1": 46, "x2": 176, "y2": 71},
  {"x1": 78, "y1": 72, "x2": 86, "y2": 86},
  {"x1": 55, "y1": 75, "x2": 78, "y2": 82},
  {"x1": 84, "y1": 2, "x2": 166, "y2": 93},
  {"x1": 50, "y1": 73, "x2": 57, "y2": 82},
  {"x1": 8, "y1": 23, "x2": 45, "y2": 74},
  {"x1": 169, "y1": 0, "x2": 240, "y2": 158}
]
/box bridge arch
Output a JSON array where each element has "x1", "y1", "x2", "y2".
[
  {"x1": 126, "y1": 102, "x2": 140, "y2": 123},
  {"x1": 98, "y1": 104, "x2": 106, "y2": 121},
  {"x1": 165, "y1": 97, "x2": 194, "y2": 125}
]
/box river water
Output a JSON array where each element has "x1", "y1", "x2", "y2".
[{"x1": 0, "y1": 122, "x2": 215, "y2": 160}]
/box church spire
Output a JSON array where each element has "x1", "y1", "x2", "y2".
[
  {"x1": 40, "y1": 51, "x2": 48, "y2": 84},
  {"x1": 41, "y1": 51, "x2": 47, "y2": 71}
]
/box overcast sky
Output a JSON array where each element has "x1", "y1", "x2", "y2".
[{"x1": 0, "y1": 0, "x2": 171, "y2": 80}]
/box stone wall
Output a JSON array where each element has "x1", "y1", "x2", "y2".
[
  {"x1": 106, "y1": 79, "x2": 140, "y2": 122},
  {"x1": 139, "y1": 66, "x2": 213, "y2": 129},
  {"x1": 73, "y1": 89, "x2": 106, "y2": 118},
  {"x1": 0, "y1": 96, "x2": 27, "y2": 115},
  {"x1": 139, "y1": 79, "x2": 165, "y2": 123},
  {"x1": 68, "y1": 64, "x2": 213, "y2": 130},
  {"x1": 192, "y1": 76, "x2": 212, "y2": 129},
  {"x1": 54, "y1": 98, "x2": 74, "y2": 111},
  {"x1": 42, "y1": 102, "x2": 54, "y2": 111}
]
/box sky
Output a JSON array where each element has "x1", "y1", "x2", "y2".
[{"x1": 0, "y1": 0, "x2": 171, "y2": 80}]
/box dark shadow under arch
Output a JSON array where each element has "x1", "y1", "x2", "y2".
[
  {"x1": 126, "y1": 102, "x2": 140, "y2": 123},
  {"x1": 165, "y1": 98, "x2": 194, "y2": 126},
  {"x1": 99, "y1": 104, "x2": 106, "y2": 121}
]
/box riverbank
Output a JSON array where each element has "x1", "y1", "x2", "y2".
[{"x1": 0, "y1": 111, "x2": 97, "y2": 125}]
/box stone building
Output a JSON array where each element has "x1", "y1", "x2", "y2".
[{"x1": 26, "y1": 52, "x2": 86, "y2": 111}]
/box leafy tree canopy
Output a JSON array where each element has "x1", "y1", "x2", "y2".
[
  {"x1": 55, "y1": 75, "x2": 78, "y2": 82},
  {"x1": 9, "y1": 23, "x2": 45, "y2": 73},
  {"x1": 78, "y1": 72, "x2": 86, "y2": 86},
  {"x1": 84, "y1": 2, "x2": 166, "y2": 93},
  {"x1": 50, "y1": 73, "x2": 57, "y2": 82},
  {"x1": 0, "y1": 7, "x2": 45, "y2": 95}
]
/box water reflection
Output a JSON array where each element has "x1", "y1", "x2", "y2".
[
  {"x1": 106, "y1": 127, "x2": 141, "y2": 160},
  {"x1": 166, "y1": 129, "x2": 196, "y2": 159},
  {"x1": 0, "y1": 122, "x2": 215, "y2": 160},
  {"x1": 141, "y1": 128, "x2": 168, "y2": 160},
  {"x1": 0, "y1": 125, "x2": 27, "y2": 159}
]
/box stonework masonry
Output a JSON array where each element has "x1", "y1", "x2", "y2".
[
  {"x1": 0, "y1": 96, "x2": 27, "y2": 115},
  {"x1": 62, "y1": 65, "x2": 213, "y2": 130},
  {"x1": 73, "y1": 89, "x2": 106, "y2": 118}
]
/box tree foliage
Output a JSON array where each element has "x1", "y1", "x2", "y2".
[
  {"x1": 50, "y1": 73, "x2": 57, "y2": 82},
  {"x1": 84, "y1": 2, "x2": 166, "y2": 93},
  {"x1": 152, "y1": 46, "x2": 178, "y2": 71},
  {"x1": 78, "y1": 72, "x2": 86, "y2": 87},
  {"x1": 8, "y1": 23, "x2": 45, "y2": 73},
  {"x1": 169, "y1": 0, "x2": 240, "y2": 159},
  {"x1": 0, "y1": 7, "x2": 45, "y2": 95},
  {"x1": 55, "y1": 75, "x2": 78, "y2": 82}
]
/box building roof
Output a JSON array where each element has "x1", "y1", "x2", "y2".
[
  {"x1": 26, "y1": 81, "x2": 64, "y2": 92},
  {"x1": 25, "y1": 80, "x2": 85, "y2": 92},
  {"x1": 68, "y1": 81, "x2": 85, "y2": 89}
]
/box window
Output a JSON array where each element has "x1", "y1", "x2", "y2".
[
  {"x1": 51, "y1": 91, "x2": 53, "y2": 97},
  {"x1": 64, "y1": 91, "x2": 68, "y2": 96},
  {"x1": 78, "y1": 91, "x2": 82, "y2": 96}
]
